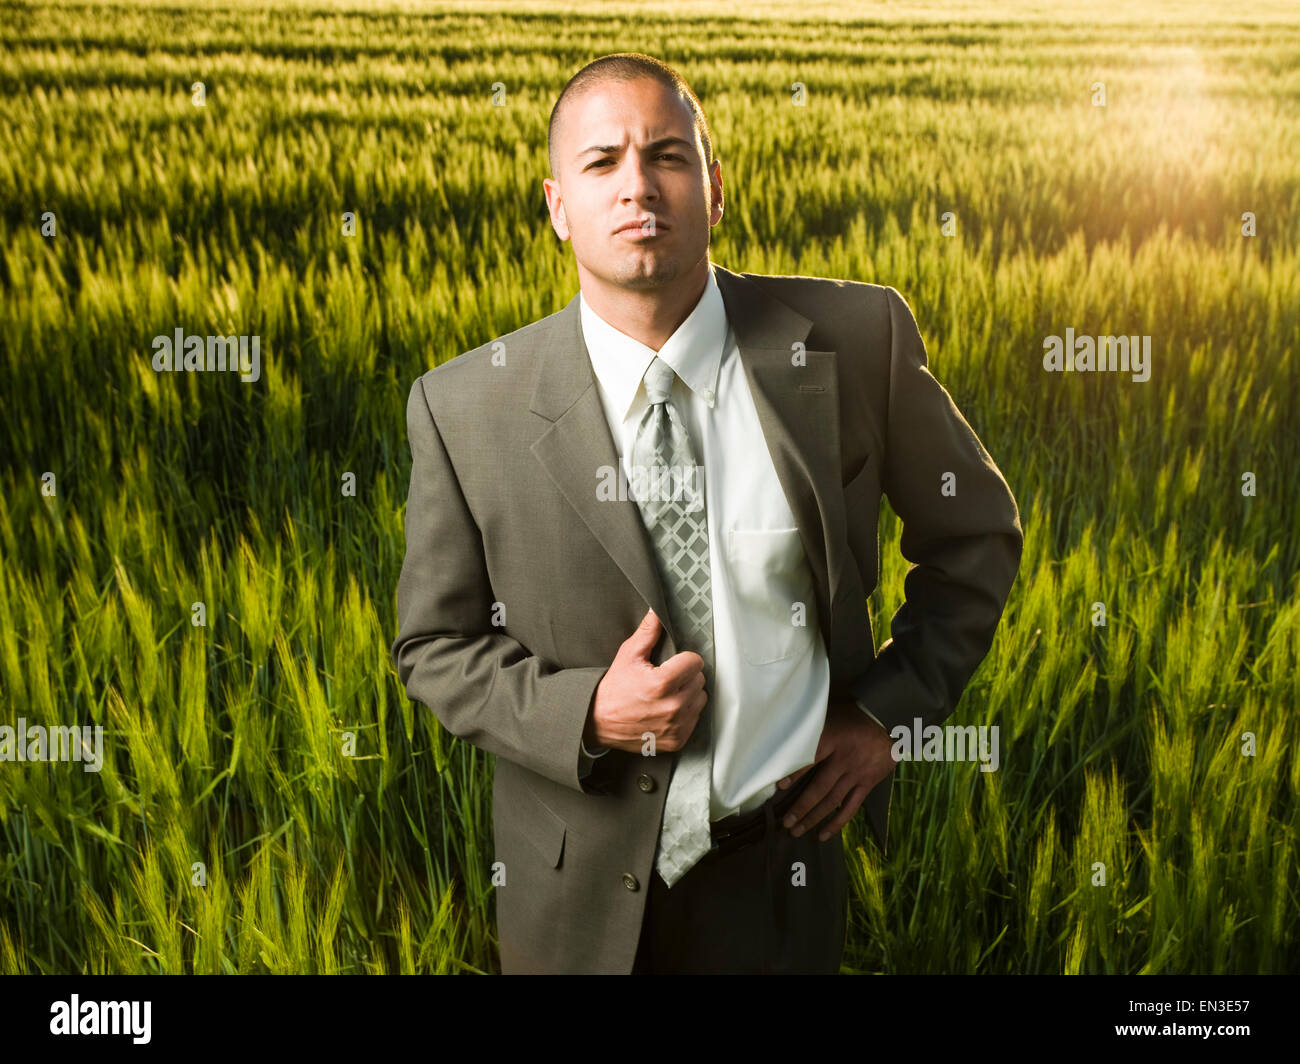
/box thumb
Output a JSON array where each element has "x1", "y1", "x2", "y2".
[
  {"x1": 777, "y1": 763, "x2": 814, "y2": 789},
  {"x1": 619, "y1": 607, "x2": 662, "y2": 662}
]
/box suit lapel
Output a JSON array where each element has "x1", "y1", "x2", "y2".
[
  {"x1": 529, "y1": 303, "x2": 680, "y2": 649},
  {"x1": 528, "y1": 264, "x2": 844, "y2": 652}
]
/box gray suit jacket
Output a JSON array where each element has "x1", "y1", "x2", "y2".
[{"x1": 391, "y1": 263, "x2": 1023, "y2": 974}]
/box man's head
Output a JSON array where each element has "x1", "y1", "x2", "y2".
[{"x1": 544, "y1": 54, "x2": 723, "y2": 295}]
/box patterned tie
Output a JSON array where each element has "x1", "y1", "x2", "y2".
[{"x1": 629, "y1": 356, "x2": 715, "y2": 888}]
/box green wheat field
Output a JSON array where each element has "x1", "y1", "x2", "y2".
[{"x1": 1, "y1": 0, "x2": 1297, "y2": 974}]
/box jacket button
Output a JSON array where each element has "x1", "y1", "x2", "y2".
[
  {"x1": 637, "y1": 774, "x2": 656, "y2": 793},
  {"x1": 622, "y1": 873, "x2": 640, "y2": 891}
]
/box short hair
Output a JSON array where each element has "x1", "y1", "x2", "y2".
[{"x1": 547, "y1": 53, "x2": 715, "y2": 179}]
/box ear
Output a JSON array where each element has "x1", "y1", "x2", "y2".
[{"x1": 543, "y1": 178, "x2": 570, "y2": 241}]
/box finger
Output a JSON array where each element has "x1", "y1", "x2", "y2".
[
  {"x1": 688, "y1": 685, "x2": 708, "y2": 722},
  {"x1": 816, "y1": 785, "x2": 867, "y2": 842},
  {"x1": 677, "y1": 668, "x2": 706, "y2": 701},
  {"x1": 776, "y1": 762, "x2": 813, "y2": 789},
  {"x1": 787, "y1": 777, "x2": 849, "y2": 837},
  {"x1": 781, "y1": 769, "x2": 838, "y2": 833},
  {"x1": 656, "y1": 650, "x2": 707, "y2": 692}
]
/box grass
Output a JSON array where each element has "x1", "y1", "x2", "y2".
[{"x1": 0, "y1": 0, "x2": 1296, "y2": 973}]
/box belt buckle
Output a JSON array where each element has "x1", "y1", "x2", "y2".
[
  {"x1": 710, "y1": 780, "x2": 799, "y2": 856},
  {"x1": 711, "y1": 819, "x2": 761, "y2": 856}
]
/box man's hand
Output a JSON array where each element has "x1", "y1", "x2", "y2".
[
  {"x1": 775, "y1": 699, "x2": 897, "y2": 842},
  {"x1": 586, "y1": 608, "x2": 707, "y2": 753}
]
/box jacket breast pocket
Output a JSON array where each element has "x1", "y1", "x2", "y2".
[{"x1": 726, "y1": 527, "x2": 818, "y2": 665}]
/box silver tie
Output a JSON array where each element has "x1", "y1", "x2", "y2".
[{"x1": 629, "y1": 356, "x2": 715, "y2": 888}]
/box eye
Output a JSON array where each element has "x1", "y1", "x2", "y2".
[{"x1": 588, "y1": 154, "x2": 683, "y2": 170}]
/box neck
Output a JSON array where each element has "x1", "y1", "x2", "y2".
[{"x1": 578, "y1": 258, "x2": 710, "y2": 351}]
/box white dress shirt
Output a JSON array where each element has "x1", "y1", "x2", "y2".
[{"x1": 573, "y1": 263, "x2": 882, "y2": 819}]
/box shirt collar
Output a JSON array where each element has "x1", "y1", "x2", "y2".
[{"x1": 579, "y1": 262, "x2": 727, "y2": 422}]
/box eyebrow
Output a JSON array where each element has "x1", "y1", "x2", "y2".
[{"x1": 577, "y1": 136, "x2": 696, "y2": 159}]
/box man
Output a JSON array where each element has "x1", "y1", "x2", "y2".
[{"x1": 391, "y1": 53, "x2": 1022, "y2": 974}]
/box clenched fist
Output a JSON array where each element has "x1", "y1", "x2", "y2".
[{"x1": 585, "y1": 608, "x2": 707, "y2": 753}]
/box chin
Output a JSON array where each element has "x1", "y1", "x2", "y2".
[{"x1": 612, "y1": 260, "x2": 681, "y2": 289}]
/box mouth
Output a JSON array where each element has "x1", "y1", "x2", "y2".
[{"x1": 615, "y1": 218, "x2": 668, "y2": 236}]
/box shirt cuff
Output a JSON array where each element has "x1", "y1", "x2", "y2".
[
  {"x1": 578, "y1": 738, "x2": 610, "y2": 779},
  {"x1": 853, "y1": 698, "x2": 889, "y2": 734}
]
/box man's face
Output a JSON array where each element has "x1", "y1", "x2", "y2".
[{"x1": 544, "y1": 77, "x2": 722, "y2": 292}]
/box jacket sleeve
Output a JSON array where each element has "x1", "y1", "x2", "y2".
[
  {"x1": 848, "y1": 286, "x2": 1023, "y2": 736},
  {"x1": 391, "y1": 375, "x2": 613, "y2": 794}
]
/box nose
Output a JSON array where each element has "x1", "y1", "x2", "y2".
[{"x1": 618, "y1": 154, "x2": 659, "y2": 206}]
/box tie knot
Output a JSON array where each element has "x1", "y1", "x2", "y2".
[{"x1": 643, "y1": 356, "x2": 676, "y2": 405}]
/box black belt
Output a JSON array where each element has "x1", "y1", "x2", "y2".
[{"x1": 706, "y1": 771, "x2": 816, "y2": 857}]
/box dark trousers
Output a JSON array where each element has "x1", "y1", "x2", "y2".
[{"x1": 631, "y1": 773, "x2": 849, "y2": 974}]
